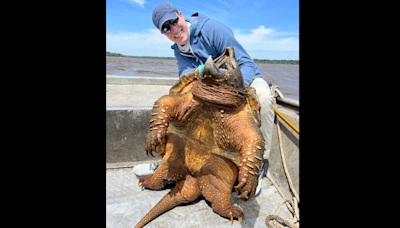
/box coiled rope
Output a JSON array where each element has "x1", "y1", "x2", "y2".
[{"x1": 266, "y1": 85, "x2": 300, "y2": 228}]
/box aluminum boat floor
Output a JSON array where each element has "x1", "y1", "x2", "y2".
[{"x1": 106, "y1": 167, "x2": 292, "y2": 228}]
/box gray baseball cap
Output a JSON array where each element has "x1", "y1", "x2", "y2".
[{"x1": 152, "y1": 2, "x2": 179, "y2": 31}]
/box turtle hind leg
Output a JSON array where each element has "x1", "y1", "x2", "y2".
[
  {"x1": 198, "y1": 154, "x2": 244, "y2": 224},
  {"x1": 200, "y1": 174, "x2": 244, "y2": 225},
  {"x1": 199, "y1": 155, "x2": 244, "y2": 225},
  {"x1": 139, "y1": 133, "x2": 189, "y2": 190},
  {"x1": 135, "y1": 174, "x2": 201, "y2": 228}
]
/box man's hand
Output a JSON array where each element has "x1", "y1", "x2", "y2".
[
  {"x1": 197, "y1": 65, "x2": 204, "y2": 73},
  {"x1": 194, "y1": 65, "x2": 204, "y2": 78}
]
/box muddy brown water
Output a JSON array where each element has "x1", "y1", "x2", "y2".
[{"x1": 106, "y1": 57, "x2": 299, "y2": 100}]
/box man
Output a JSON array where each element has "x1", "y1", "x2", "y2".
[{"x1": 134, "y1": 2, "x2": 275, "y2": 198}]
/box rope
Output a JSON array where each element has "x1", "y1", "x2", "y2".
[
  {"x1": 265, "y1": 85, "x2": 300, "y2": 228},
  {"x1": 266, "y1": 215, "x2": 295, "y2": 228},
  {"x1": 266, "y1": 197, "x2": 299, "y2": 228},
  {"x1": 266, "y1": 173, "x2": 293, "y2": 213},
  {"x1": 276, "y1": 121, "x2": 300, "y2": 202}
]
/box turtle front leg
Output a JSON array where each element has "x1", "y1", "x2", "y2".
[
  {"x1": 234, "y1": 133, "x2": 265, "y2": 201},
  {"x1": 212, "y1": 105, "x2": 265, "y2": 202},
  {"x1": 145, "y1": 92, "x2": 202, "y2": 156},
  {"x1": 145, "y1": 95, "x2": 172, "y2": 157}
]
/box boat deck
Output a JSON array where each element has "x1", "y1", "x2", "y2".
[
  {"x1": 106, "y1": 167, "x2": 291, "y2": 228},
  {"x1": 106, "y1": 75, "x2": 178, "y2": 107}
]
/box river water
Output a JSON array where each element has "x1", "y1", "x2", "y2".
[{"x1": 106, "y1": 57, "x2": 299, "y2": 100}]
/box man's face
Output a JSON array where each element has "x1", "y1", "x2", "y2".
[{"x1": 162, "y1": 12, "x2": 188, "y2": 45}]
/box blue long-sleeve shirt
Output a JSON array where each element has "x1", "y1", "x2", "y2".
[{"x1": 171, "y1": 12, "x2": 262, "y2": 86}]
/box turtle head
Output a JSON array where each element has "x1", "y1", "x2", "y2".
[{"x1": 199, "y1": 46, "x2": 245, "y2": 90}]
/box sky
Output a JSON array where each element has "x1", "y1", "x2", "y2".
[{"x1": 106, "y1": 0, "x2": 299, "y2": 60}]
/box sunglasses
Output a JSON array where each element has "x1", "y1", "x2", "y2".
[{"x1": 161, "y1": 17, "x2": 179, "y2": 34}]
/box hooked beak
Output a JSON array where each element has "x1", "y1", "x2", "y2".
[{"x1": 200, "y1": 55, "x2": 226, "y2": 80}]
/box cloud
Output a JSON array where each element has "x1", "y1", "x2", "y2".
[
  {"x1": 106, "y1": 26, "x2": 299, "y2": 59},
  {"x1": 120, "y1": 0, "x2": 147, "y2": 9},
  {"x1": 232, "y1": 26, "x2": 299, "y2": 59},
  {"x1": 106, "y1": 29, "x2": 175, "y2": 57}
]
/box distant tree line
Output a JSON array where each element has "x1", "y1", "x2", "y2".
[
  {"x1": 106, "y1": 51, "x2": 175, "y2": 60},
  {"x1": 106, "y1": 51, "x2": 299, "y2": 64},
  {"x1": 126, "y1": 56, "x2": 176, "y2": 60},
  {"x1": 106, "y1": 51, "x2": 125, "y2": 57},
  {"x1": 253, "y1": 59, "x2": 299, "y2": 65}
]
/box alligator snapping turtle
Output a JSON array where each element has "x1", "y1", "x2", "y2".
[{"x1": 135, "y1": 46, "x2": 265, "y2": 228}]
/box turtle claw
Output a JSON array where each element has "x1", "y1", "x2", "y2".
[
  {"x1": 147, "y1": 149, "x2": 154, "y2": 157},
  {"x1": 226, "y1": 206, "x2": 244, "y2": 226},
  {"x1": 151, "y1": 145, "x2": 157, "y2": 155},
  {"x1": 234, "y1": 182, "x2": 244, "y2": 189},
  {"x1": 138, "y1": 175, "x2": 153, "y2": 192},
  {"x1": 238, "y1": 190, "x2": 248, "y2": 198},
  {"x1": 145, "y1": 127, "x2": 166, "y2": 157}
]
